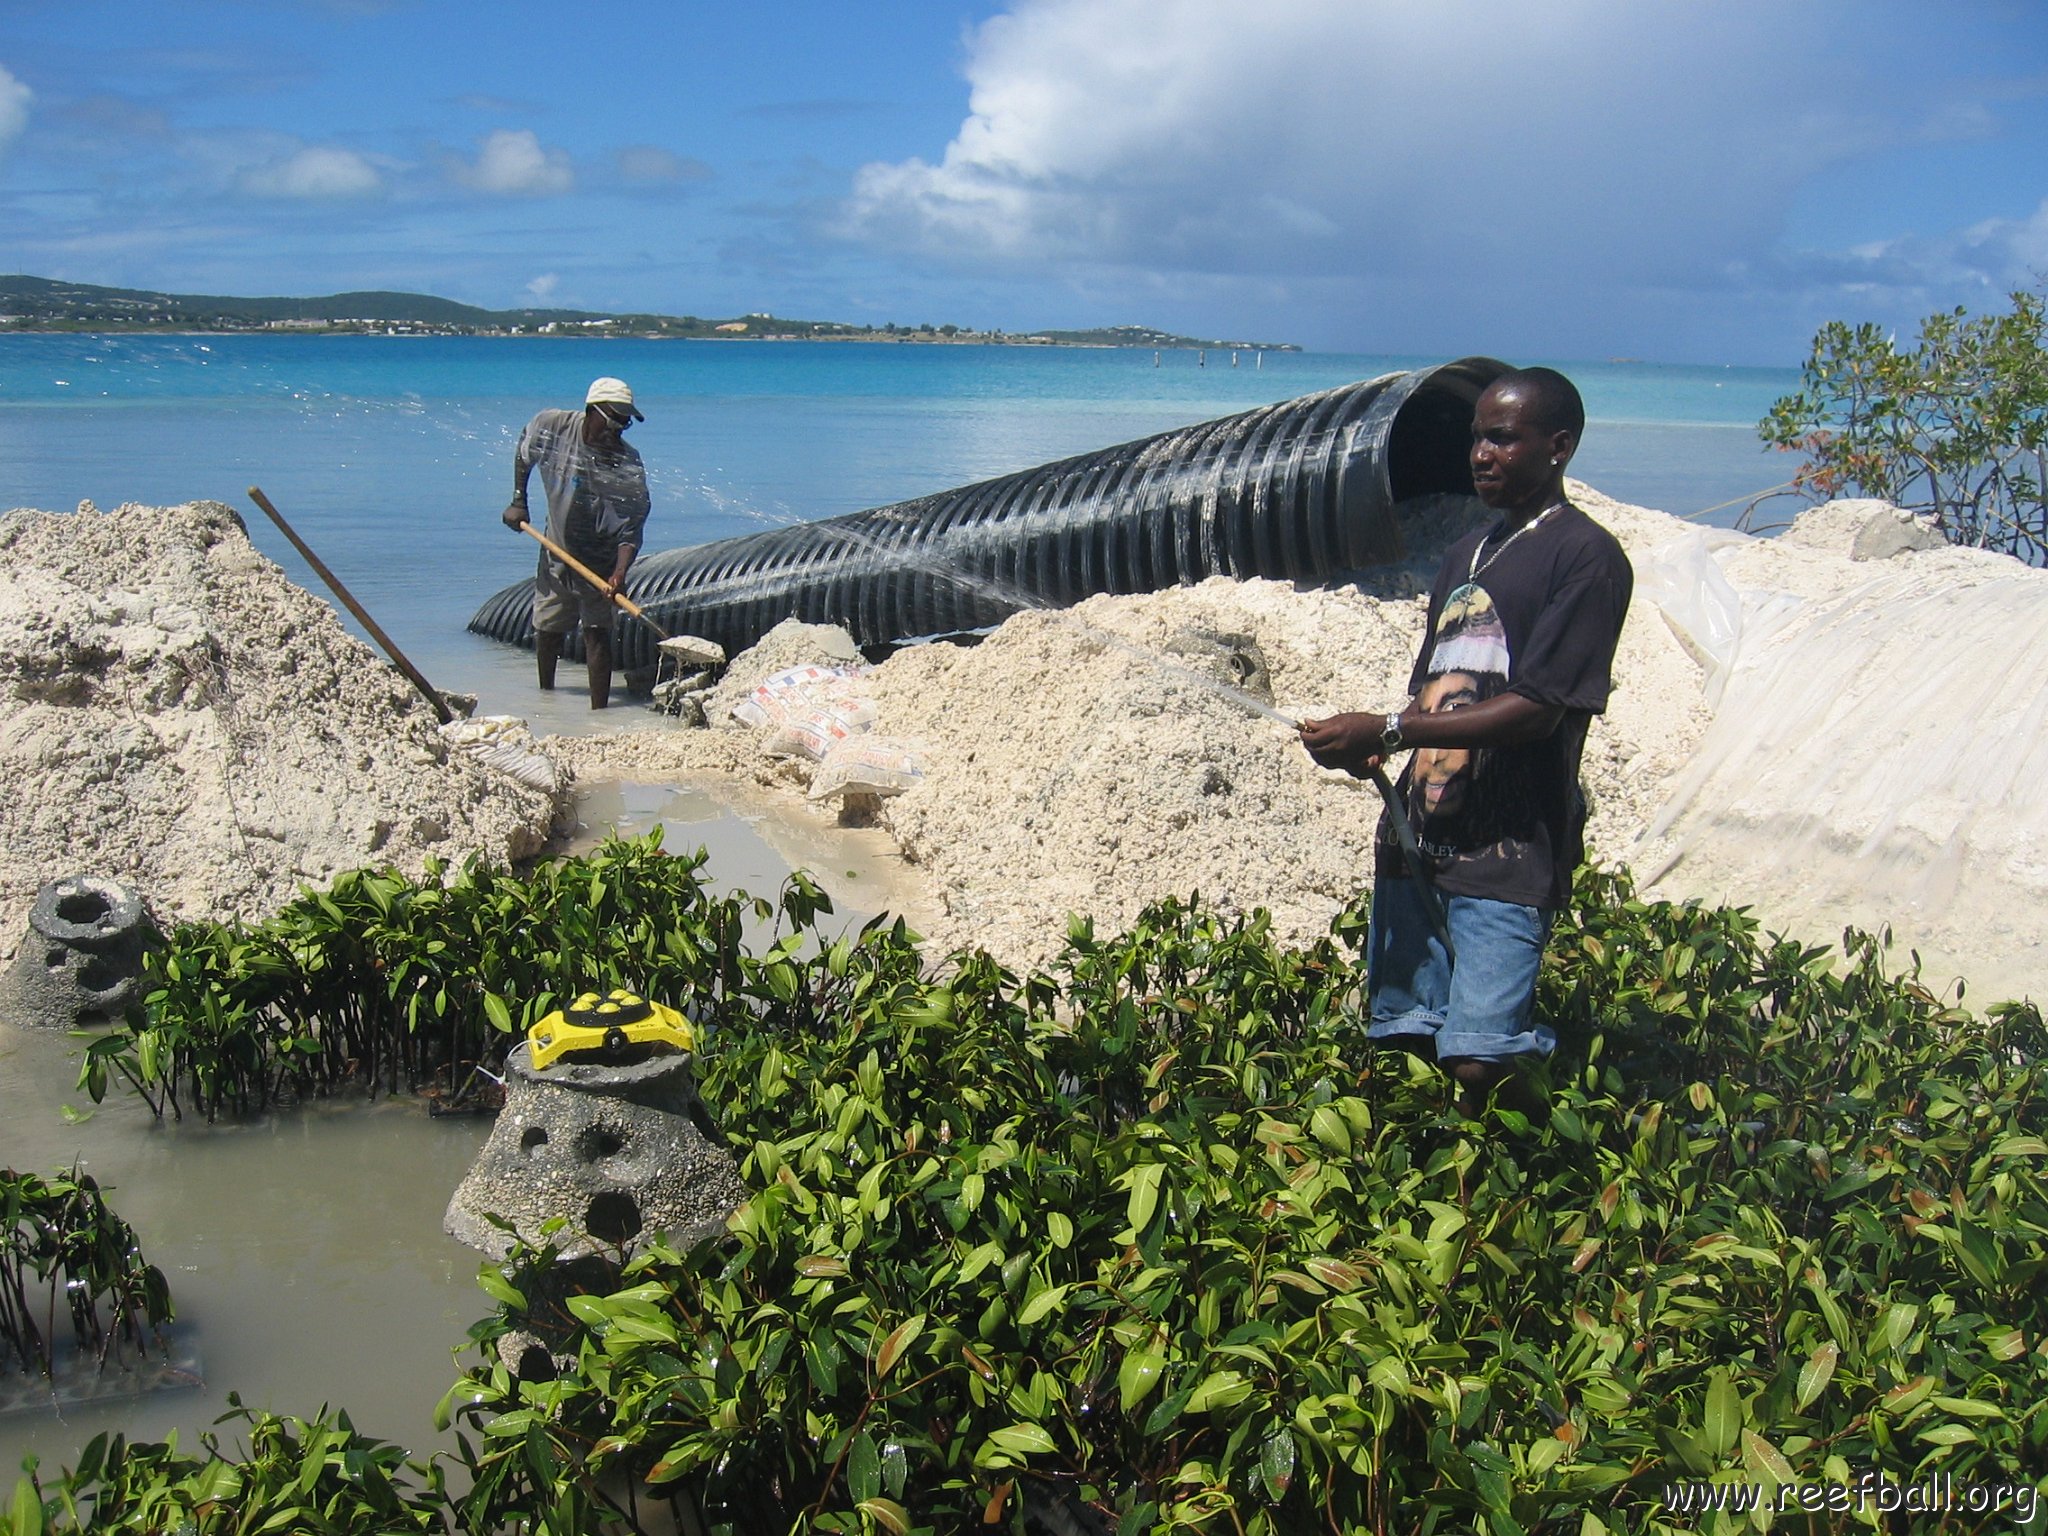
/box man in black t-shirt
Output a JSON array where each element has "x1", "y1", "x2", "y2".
[{"x1": 1300, "y1": 368, "x2": 1632, "y2": 1117}]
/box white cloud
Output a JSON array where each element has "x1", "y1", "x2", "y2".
[
  {"x1": 526, "y1": 272, "x2": 559, "y2": 300},
  {"x1": 1955, "y1": 200, "x2": 2048, "y2": 283},
  {"x1": 835, "y1": 0, "x2": 2015, "y2": 333},
  {"x1": 457, "y1": 129, "x2": 573, "y2": 196},
  {"x1": 0, "y1": 63, "x2": 32, "y2": 153},
  {"x1": 240, "y1": 145, "x2": 382, "y2": 199},
  {"x1": 1819, "y1": 198, "x2": 2048, "y2": 300}
]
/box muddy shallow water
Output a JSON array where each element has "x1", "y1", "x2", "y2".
[
  {"x1": 0, "y1": 1043, "x2": 489, "y2": 1473},
  {"x1": 0, "y1": 778, "x2": 910, "y2": 1478}
]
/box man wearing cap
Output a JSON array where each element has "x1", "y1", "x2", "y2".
[{"x1": 501, "y1": 377, "x2": 651, "y2": 708}]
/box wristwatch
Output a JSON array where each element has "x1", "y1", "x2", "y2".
[{"x1": 1379, "y1": 710, "x2": 1406, "y2": 753}]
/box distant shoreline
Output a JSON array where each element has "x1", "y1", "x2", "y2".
[
  {"x1": 0, "y1": 324, "x2": 1299, "y2": 351},
  {"x1": 0, "y1": 275, "x2": 1298, "y2": 350}
]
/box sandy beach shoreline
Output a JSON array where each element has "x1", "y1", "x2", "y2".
[{"x1": 3, "y1": 488, "x2": 2042, "y2": 1009}]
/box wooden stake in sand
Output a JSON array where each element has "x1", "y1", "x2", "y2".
[{"x1": 246, "y1": 486, "x2": 454, "y2": 725}]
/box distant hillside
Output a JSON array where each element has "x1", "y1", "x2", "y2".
[
  {"x1": 0, "y1": 274, "x2": 602, "y2": 330},
  {"x1": 0, "y1": 275, "x2": 1297, "y2": 349},
  {"x1": 0, "y1": 276, "x2": 926, "y2": 338},
  {"x1": 1024, "y1": 323, "x2": 1299, "y2": 351}
]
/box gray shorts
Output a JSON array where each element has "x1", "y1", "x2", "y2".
[{"x1": 532, "y1": 551, "x2": 615, "y2": 635}]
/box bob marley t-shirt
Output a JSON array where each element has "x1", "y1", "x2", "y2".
[{"x1": 1373, "y1": 502, "x2": 1633, "y2": 910}]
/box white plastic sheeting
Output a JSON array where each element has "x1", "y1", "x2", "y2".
[
  {"x1": 1641, "y1": 554, "x2": 2048, "y2": 1005},
  {"x1": 1636, "y1": 529, "x2": 1804, "y2": 709}
]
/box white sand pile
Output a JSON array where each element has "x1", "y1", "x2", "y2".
[
  {"x1": 0, "y1": 502, "x2": 559, "y2": 955},
  {"x1": 559, "y1": 484, "x2": 2047, "y2": 1005},
  {"x1": 551, "y1": 486, "x2": 1704, "y2": 972}
]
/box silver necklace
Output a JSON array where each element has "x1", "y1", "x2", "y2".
[{"x1": 1468, "y1": 501, "x2": 1565, "y2": 582}]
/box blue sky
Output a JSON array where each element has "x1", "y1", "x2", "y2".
[{"x1": 1, "y1": 0, "x2": 2044, "y2": 365}]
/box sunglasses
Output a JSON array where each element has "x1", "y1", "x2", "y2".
[{"x1": 594, "y1": 403, "x2": 634, "y2": 428}]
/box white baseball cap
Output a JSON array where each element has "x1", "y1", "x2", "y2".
[{"x1": 585, "y1": 377, "x2": 644, "y2": 421}]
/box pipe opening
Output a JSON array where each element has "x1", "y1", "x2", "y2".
[{"x1": 1388, "y1": 372, "x2": 1490, "y2": 501}]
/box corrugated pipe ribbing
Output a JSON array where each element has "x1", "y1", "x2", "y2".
[{"x1": 468, "y1": 357, "x2": 1508, "y2": 672}]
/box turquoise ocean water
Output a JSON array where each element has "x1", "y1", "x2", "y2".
[{"x1": 0, "y1": 335, "x2": 1800, "y2": 716}]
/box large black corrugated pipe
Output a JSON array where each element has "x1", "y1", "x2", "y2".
[{"x1": 469, "y1": 357, "x2": 1507, "y2": 672}]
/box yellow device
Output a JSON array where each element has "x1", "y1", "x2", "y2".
[{"x1": 526, "y1": 988, "x2": 694, "y2": 1069}]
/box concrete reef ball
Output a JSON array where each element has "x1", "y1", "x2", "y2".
[
  {"x1": 2, "y1": 875, "x2": 152, "y2": 1029},
  {"x1": 445, "y1": 1040, "x2": 746, "y2": 1263}
]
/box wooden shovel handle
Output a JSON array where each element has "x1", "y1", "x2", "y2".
[{"x1": 518, "y1": 522, "x2": 665, "y2": 636}]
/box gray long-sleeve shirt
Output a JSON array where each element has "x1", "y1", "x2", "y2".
[{"x1": 514, "y1": 408, "x2": 650, "y2": 566}]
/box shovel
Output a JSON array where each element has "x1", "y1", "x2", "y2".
[
  {"x1": 517, "y1": 521, "x2": 670, "y2": 641},
  {"x1": 1284, "y1": 705, "x2": 1457, "y2": 961}
]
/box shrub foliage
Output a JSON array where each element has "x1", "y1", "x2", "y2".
[
  {"x1": 1761, "y1": 288, "x2": 2048, "y2": 562},
  {"x1": 0, "y1": 1166, "x2": 172, "y2": 1380},
  {"x1": 7, "y1": 1401, "x2": 448, "y2": 1534},
  {"x1": 79, "y1": 835, "x2": 755, "y2": 1120},
  {"x1": 21, "y1": 841, "x2": 2048, "y2": 1533}
]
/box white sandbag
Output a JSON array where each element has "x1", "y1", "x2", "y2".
[
  {"x1": 1639, "y1": 529, "x2": 1746, "y2": 677},
  {"x1": 438, "y1": 715, "x2": 562, "y2": 795},
  {"x1": 764, "y1": 694, "x2": 880, "y2": 760},
  {"x1": 731, "y1": 663, "x2": 865, "y2": 728},
  {"x1": 1639, "y1": 530, "x2": 1804, "y2": 709},
  {"x1": 808, "y1": 736, "x2": 927, "y2": 800}
]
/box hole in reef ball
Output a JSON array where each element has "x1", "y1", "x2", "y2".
[
  {"x1": 585, "y1": 1191, "x2": 643, "y2": 1246},
  {"x1": 575, "y1": 1125, "x2": 627, "y2": 1162},
  {"x1": 520, "y1": 1125, "x2": 548, "y2": 1152},
  {"x1": 55, "y1": 890, "x2": 112, "y2": 926},
  {"x1": 515, "y1": 1342, "x2": 559, "y2": 1383},
  {"x1": 78, "y1": 956, "x2": 124, "y2": 994}
]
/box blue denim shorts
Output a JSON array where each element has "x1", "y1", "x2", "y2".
[{"x1": 1365, "y1": 877, "x2": 1555, "y2": 1062}]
